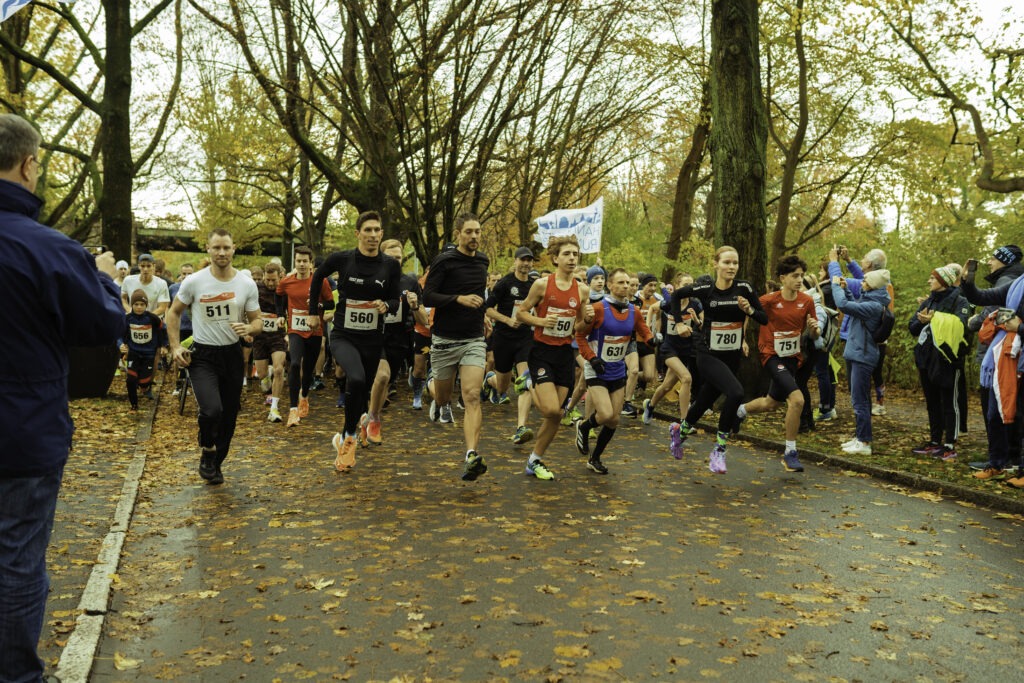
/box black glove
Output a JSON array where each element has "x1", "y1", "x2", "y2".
[{"x1": 589, "y1": 357, "x2": 606, "y2": 375}]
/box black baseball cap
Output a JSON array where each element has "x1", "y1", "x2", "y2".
[
  {"x1": 138, "y1": 253, "x2": 155, "y2": 263},
  {"x1": 514, "y1": 246, "x2": 535, "y2": 260}
]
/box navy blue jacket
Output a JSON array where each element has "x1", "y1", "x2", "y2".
[{"x1": 0, "y1": 179, "x2": 124, "y2": 476}]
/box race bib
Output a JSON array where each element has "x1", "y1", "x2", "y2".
[
  {"x1": 199, "y1": 292, "x2": 237, "y2": 323},
  {"x1": 709, "y1": 321, "x2": 743, "y2": 351},
  {"x1": 384, "y1": 299, "x2": 403, "y2": 325},
  {"x1": 598, "y1": 334, "x2": 630, "y2": 362},
  {"x1": 261, "y1": 313, "x2": 279, "y2": 333},
  {"x1": 542, "y1": 306, "x2": 575, "y2": 338},
  {"x1": 666, "y1": 314, "x2": 677, "y2": 336},
  {"x1": 290, "y1": 309, "x2": 312, "y2": 332},
  {"x1": 773, "y1": 330, "x2": 801, "y2": 357},
  {"x1": 344, "y1": 299, "x2": 380, "y2": 331},
  {"x1": 511, "y1": 299, "x2": 525, "y2": 320},
  {"x1": 129, "y1": 323, "x2": 153, "y2": 344}
]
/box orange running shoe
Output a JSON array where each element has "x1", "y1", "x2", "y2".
[
  {"x1": 298, "y1": 396, "x2": 310, "y2": 418},
  {"x1": 357, "y1": 413, "x2": 370, "y2": 447},
  {"x1": 287, "y1": 407, "x2": 300, "y2": 427},
  {"x1": 332, "y1": 433, "x2": 357, "y2": 471},
  {"x1": 366, "y1": 417, "x2": 382, "y2": 445}
]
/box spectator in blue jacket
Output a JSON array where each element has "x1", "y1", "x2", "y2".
[
  {"x1": 0, "y1": 113, "x2": 124, "y2": 681},
  {"x1": 832, "y1": 269, "x2": 891, "y2": 456},
  {"x1": 828, "y1": 245, "x2": 892, "y2": 415}
]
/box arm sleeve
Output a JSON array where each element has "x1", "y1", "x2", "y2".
[
  {"x1": 670, "y1": 285, "x2": 694, "y2": 318},
  {"x1": 310, "y1": 253, "x2": 343, "y2": 314},
  {"x1": 847, "y1": 260, "x2": 864, "y2": 279},
  {"x1": 422, "y1": 257, "x2": 459, "y2": 308},
  {"x1": 320, "y1": 280, "x2": 335, "y2": 311},
  {"x1": 384, "y1": 259, "x2": 402, "y2": 315},
  {"x1": 746, "y1": 285, "x2": 768, "y2": 325},
  {"x1": 960, "y1": 277, "x2": 1012, "y2": 307}
]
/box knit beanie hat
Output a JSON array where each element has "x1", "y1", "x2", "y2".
[
  {"x1": 586, "y1": 264, "x2": 606, "y2": 284},
  {"x1": 863, "y1": 269, "x2": 891, "y2": 290},
  {"x1": 638, "y1": 273, "x2": 658, "y2": 287},
  {"x1": 932, "y1": 265, "x2": 957, "y2": 288},
  {"x1": 993, "y1": 245, "x2": 1023, "y2": 265},
  {"x1": 130, "y1": 289, "x2": 148, "y2": 306}
]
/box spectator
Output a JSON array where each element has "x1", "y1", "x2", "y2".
[
  {"x1": 0, "y1": 112, "x2": 124, "y2": 682},
  {"x1": 832, "y1": 268, "x2": 891, "y2": 455},
  {"x1": 114, "y1": 259, "x2": 129, "y2": 286},
  {"x1": 907, "y1": 265, "x2": 971, "y2": 462}
]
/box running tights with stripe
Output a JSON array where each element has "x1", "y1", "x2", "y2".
[{"x1": 683, "y1": 351, "x2": 744, "y2": 435}]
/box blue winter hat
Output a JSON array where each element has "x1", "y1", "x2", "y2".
[{"x1": 586, "y1": 265, "x2": 606, "y2": 284}]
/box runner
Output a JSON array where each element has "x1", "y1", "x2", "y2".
[
  {"x1": 309, "y1": 211, "x2": 401, "y2": 471},
  {"x1": 422, "y1": 213, "x2": 491, "y2": 480},
  {"x1": 277, "y1": 246, "x2": 334, "y2": 427},
  {"x1": 483, "y1": 246, "x2": 539, "y2": 444},
  {"x1": 166, "y1": 229, "x2": 262, "y2": 485},
  {"x1": 120, "y1": 290, "x2": 167, "y2": 410},
  {"x1": 254, "y1": 263, "x2": 288, "y2": 422},
  {"x1": 574, "y1": 268, "x2": 654, "y2": 474},
  {"x1": 668, "y1": 245, "x2": 768, "y2": 473},
  {"x1": 363, "y1": 239, "x2": 427, "y2": 444},
  {"x1": 515, "y1": 235, "x2": 593, "y2": 481},
  {"x1": 733, "y1": 255, "x2": 820, "y2": 473},
  {"x1": 642, "y1": 273, "x2": 701, "y2": 430},
  {"x1": 120, "y1": 252, "x2": 171, "y2": 316},
  {"x1": 561, "y1": 264, "x2": 608, "y2": 425},
  {"x1": 621, "y1": 273, "x2": 660, "y2": 417}
]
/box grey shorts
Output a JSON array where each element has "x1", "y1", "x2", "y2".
[{"x1": 431, "y1": 334, "x2": 487, "y2": 381}]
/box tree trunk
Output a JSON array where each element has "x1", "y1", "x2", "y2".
[
  {"x1": 664, "y1": 80, "x2": 711, "y2": 283},
  {"x1": 99, "y1": 0, "x2": 133, "y2": 261},
  {"x1": 710, "y1": 0, "x2": 768, "y2": 396}
]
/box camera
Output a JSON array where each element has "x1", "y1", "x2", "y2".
[{"x1": 85, "y1": 244, "x2": 107, "y2": 255}]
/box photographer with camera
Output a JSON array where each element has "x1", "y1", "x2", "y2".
[
  {"x1": 907, "y1": 265, "x2": 971, "y2": 462},
  {"x1": 960, "y1": 249, "x2": 1024, "y2": 485}
]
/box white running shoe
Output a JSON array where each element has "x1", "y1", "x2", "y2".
[{"x1": 841, "y1": 439, "x2": 872, "y2": 455}]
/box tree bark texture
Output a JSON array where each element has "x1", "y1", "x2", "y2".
[
  {"x1": 665, "y1": 80, "x2": 711, "y2": 283},
  {"x1": 100, "y1": 0, "x2": 133, "y2": 261}
]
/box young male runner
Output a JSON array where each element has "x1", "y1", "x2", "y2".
[
  {"x1": 515, "y1": 235, "x2": 593, "y2": 480},
  {"x1": 121, "y1": 290, "x2": 167, "y2": 410},
  {"x1": 167, "y1": 229, "x2": 262, "y2": 485},
  {"x1": 120, "y1": 252, "x2": 171, "y2": 315},
  {"x1": 309, "y1": 211, "x2": 401, "y2": 471},
  {"x1": 484, "y1": 245, "x2": 538, "y2": 444},
  {"x1": 254, "y1": 263, "x2": 288, "y2": 422},
  {"x1": 277, "y1": 246, "x2": 334, "y2": 427},
  {"x1": 733, "y1": 255, "x2": 820, "y2": 472},
  {"x1": 422, "y1": 213, "x2": 491, "y2": 480}
]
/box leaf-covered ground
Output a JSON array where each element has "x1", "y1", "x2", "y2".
[{"x1": 69, "y1": 375, "x2": 1024, "y2": 681}]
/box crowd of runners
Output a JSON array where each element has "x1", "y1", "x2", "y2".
[{"x1": 113, "y1": 215, "x2": 1024, "y2": 489}]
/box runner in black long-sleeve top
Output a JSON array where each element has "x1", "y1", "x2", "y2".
[
  {"x1": 669, "y1": 246, "x2": 767, "y2": 473},
  {"x1": 308, "y1": 211, "x2": 401, "y2": 472}
]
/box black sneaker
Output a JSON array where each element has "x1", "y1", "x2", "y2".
[
  {"x1": 575, "y1": 420, "x2": 590, "y2": 456},
  {"x1": 968, "y1": 460, "x2": 991, "y2": 471},
  {"x1": 587, "y1": 457, "x2": 608, "y2": 475},
  {"x1": 209, "y1": 466, "x2": 225, "y2": 485},
  {"x1": 311, "y1": 376, "x2": 326, "y2": 391},
  {"x1": 462, "y1": 451, "x2": 487, "y2": 481},
  {"x1": 621, "y1": 401, "x2": 638, "y2": 418},
  {"x1": 199, "y1": 448, "x2": 217, "y2": 482}
]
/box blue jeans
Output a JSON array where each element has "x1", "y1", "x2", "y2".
[
  {"x1": 0, "y1": 468, "x2": 64, "y2": 683},
  {"x1": 848, "y1": 360, "x2": 873, "y2": 442},
  {"x1": 814, "y1": 348, "x2": 836, "y2": 411}
]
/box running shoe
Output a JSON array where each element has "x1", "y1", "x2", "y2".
[
  {"x1": 911, "y1": 442, "x2": 942, "y2": 456},
  {"x1": 412, "y1": 395, "x2": 423, "y2": 410},
  {"x1": 366, "y1": 417, "x2": 383, "y2": 445},
  {"x1": 429, "y1": 400, "x2": 440, "y2": 422},
  {"x1": 439, "y1": 404, "x2": 454, "y2": 424},
  {"x1": 511, "y1": 425, "x2": 534, "y2": 445},
  {"x1": 968, "y1": 461, "x2": 992, "y2": 471},
  {"x1": 575, "y1": 420, "x2": 590, "y2": 456},
  {"x1": 357, "y1": 413, "x2": 370, "y2": 447},
  {"x1": 732, "y1": 410, "x2": 746, "y2": 435},
  {"x1": 497, "y1": 393, "x2": 511, "y2": 405},
  {"x1": 172, "y1": 388, "x2": 180, "y2": 396},
  {"x1": 871, "y1": 404, "x2": 887, "y2": 416},
  {"x1": 287, "y1": 407, "x2": 301, "y2": 427},
  {"x1": 587, "y1": 457, "x2": 608, "y2": 475},
  {"x1": 199, "y1": 448, "x2": 217, "y2": 482},
  {"x1": 840, "y1": 436, "x2": 859, "y2": 449},
  {"x1": 621, "y1": 401, "x2": 638, "y2": 418},
  {"x1": 209, "y1": 466, "x2": 224, "y2": 486},
  {"x1": 311, "y1": 376, "x2": 326, "y2": 391},
  {"x1": 781, "y1": 449, "x2": 804, "y2": 472},
  {"x1": 455, "y1": 395, "x2": 465, "y2": 410},
  {"x1": 1005, "y1": 475, "x2": 1024, "y2": 489},
  {"x1": 462, "y1": 451, "x2": 488, "y2": 481},
  {"x1": 512, "y1": 371, "x2": 531, "y2": 395},
  {"x1": 332, "y1": 433, "x2": 357, "y2": 471},
  {"x1": 974, "y1": 467, "x2": 1006, "y2": 480},
  {"x1": 265, "y1": 395, "x2": 274, "y2": 405},
  {"x1": 642, "y1": 398, "x2": 654, "y2": 425},
  {"x1": 708, "y1": 445, "x2": 727, "y2": 474},
  {"x1": 260, "y1": 376, "x2": 272, "y2": 393},
  {"x1": 669, "y1": 422, "x2": 685, "y2": 460},
  {"x1": 268, "y1": 407, "x2": 282, "y2": 423},
  {"x1": 336, "y1": 394, "x2": 346, "y2": 409},
  {"x1": 482, "y1": 371, "x2": 497, "y2": 403},
  {"x1": 298, "y1": 396, "x2": 310, "y2": 418},
  {"x1": 937, "y1": 446, "x2": 957, "y2": 462},
  {"x1": 814, "y1": 408, "x2": 837, "y2": 421},
  {"x1": 388, "y1": 383, "x2": 398, "y2": 398},
  {"x1": 526, "y1": 459, "x2": 554, "y2": 480},
  {"x1": 561, "y1": 406, "x2": 581, "y2": 426}
]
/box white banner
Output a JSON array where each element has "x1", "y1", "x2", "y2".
[
  {"x1": 534, "y1": 197, "x2": 603, "y2": 254},
  {"x1": 2, "y1": 1, "x2": 75, "y2": 22}
]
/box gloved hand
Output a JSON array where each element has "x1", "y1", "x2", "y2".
[{"x1": 589, "y1": 357, "x2": 606, "y2": 375}]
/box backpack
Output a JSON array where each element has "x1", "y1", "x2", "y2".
[
  {"x1": 873, "y1": 305, "x2": 895, "y2": 344},
  {"x1": 820, "y1": 305, "x2": 840, "y2": 350}
]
